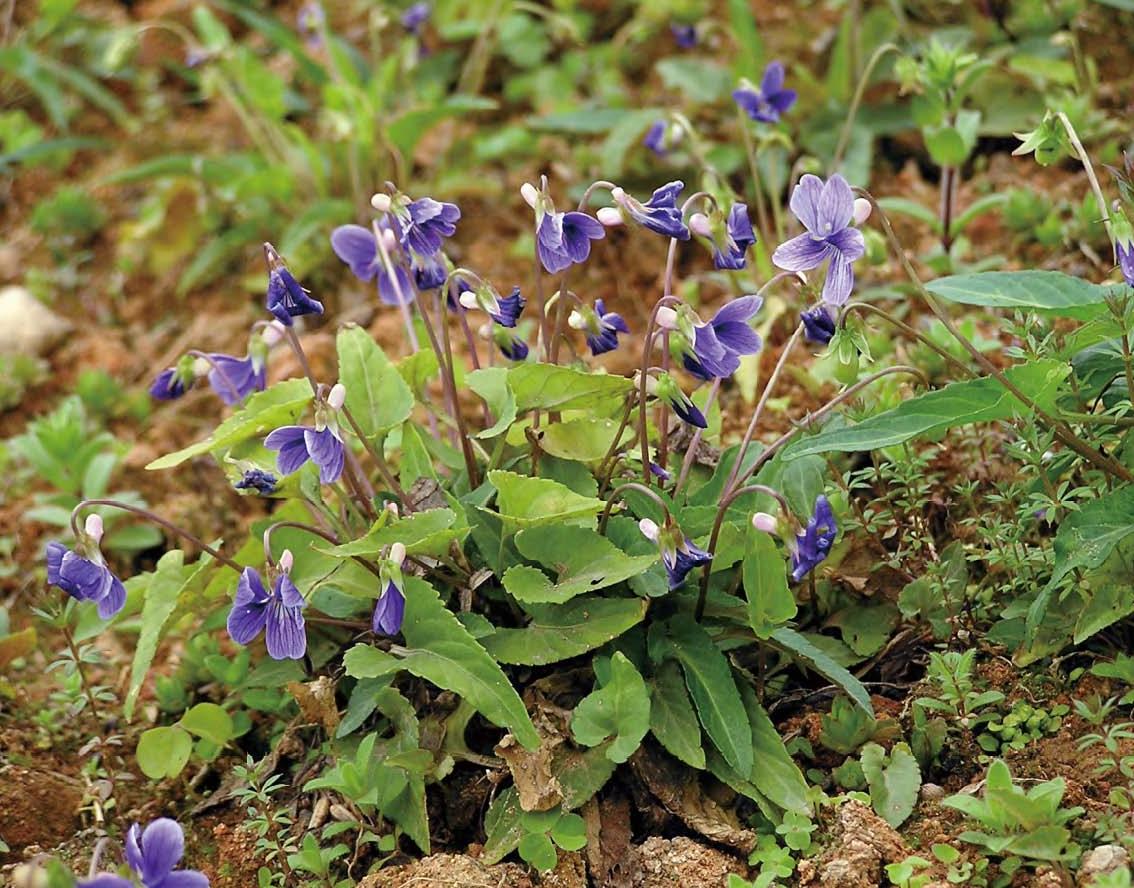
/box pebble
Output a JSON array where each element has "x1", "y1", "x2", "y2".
[
  {"x1": 1077, "y1": 845, "x2": 1131, "y2": 886},
  {"x1": 0, "y1": 285, "x2": 72, "y2": 357}
]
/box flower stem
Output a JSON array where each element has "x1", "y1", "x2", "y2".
[
  {"x1": 832, "y1": 43, "x2": 901, "y2": 171},
  {"x1": 372, "y1": 221, "x2": 420, "y2": 353},
  {"x1": 598, "y1": 482, "x2": 672, "y2": 534},
  {"x1": 673, "y1": 378, "x2": 721, "y2": 497},
  {"x1": 637, "y1": 296, "x2": 684, "y2": 485},
  {"x1": 1055, "y1": 111, "x2": 1112, "y2": 244},
  {"x1": 736, "y1": 105, "x2": 773, "y2": 244}
]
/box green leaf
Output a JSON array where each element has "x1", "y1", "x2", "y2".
[
  {"x1": 502, "y1": 526, "x2": 658, "y2": 604},
  {"x1": 654, "y1": 619, "x2": 753, "y2": 775},
  {"x1": 537, "y1": 418, "x2": 624, "y2": 462},
  {"x1": 571, "y1": 652, "x2": 651, "y2": 763},
  {"x1": 1044, "y1": 484, "x2": 1134, "y2": 591},
  {"x1": 136, "y1": 725, "x2": 192, "y2": 779},
  {"x1": 483, "y1": 787, "x2": 524, "y2": 864},
  {"x1": 924, "y1": 124, "x2": 969, "y2": 167},
  {"x1": 467, "y1": 368, "x2": 517, "y2": 438},
  {"x1": 727, "y1": 0, "x2": 764, "y2": 77},
  {"x1": 336, "y1": 324, "x2": 414, "y2": 437},
  {"x1": 656, "y1": 58, "x2": 731, "y2": 103},
  {"x1": 742, "y1": 530, "x2": 796, "y2": 637},
  {"x1": 146, "y1": 379, "x2": 312, "y2": 470},
  {"x1": 550, "y1": 813, "x2": 587, "y2": 852},
  {"x1": 397, "y1": 578, "x2": 539, "y2": 749},
  {"x1": 482, "y1": 598, "x2": 648, "y2": 665},
  {"x1": 179, "y1": 702, "x2": 234, "y2": 747},
  {"x1": 740, "y1": 685, "x2": 811, "y2": 814},
  {"x1": 926, "y1": 271, "x2": 1112, "y2": 319},
  {"x1": 861, "y1": 742, "x2": 921, "y2": 828},
  {"x1": 387, "y1": 95, "x2": 497, "y2": 159},
  {"x1": 342, "y1": 644, "x2": 400, "y2": 679},
  {"x1": 488, "y1": 470, "x2": 605, "y2": 533},
  {"x1": 649, "y1": 660, "x2": 706, "y2": 769},
  {"x1": 318, "y1": 509, "x2": 461, "y2": 559},
  {"x1": 518, "y1": 831, "x2": 558, "y2": 872},
  {"x1": 770, "y1": 627, "x2": 874, "y2": 717},
  {"x1": 125, "y1": 550, "x2": 214, "y2": 720},
  {"x1": 507, "y1": 364, "x2": 633, "y2": 413},
  {"x1": 787, "y1": 361, "x2": 1070, "y2": 459}
]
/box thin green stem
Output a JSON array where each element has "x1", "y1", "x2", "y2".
[
  {"x1": 1055, "y1": 111, "x2": 1112, "y2": 243},
  {"x1": 832, "y1": 43, "x2": 901, "y2": 171}
]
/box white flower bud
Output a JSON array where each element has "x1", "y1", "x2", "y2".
[
  {"x1": 852, "y1": 197, "x2": 872, "y2": 226},
  {"x1": 459, "y1": 291, "x2": 480, "y2": 311},
  {"x1": 567, "y1": 309, "x2": 588, "y2": 330},
  {"x1": 689, "y1": 212, "x2": 712, "y2": 238},
  {"x1": 385, "y1": 501, "x2": 400, "y2": 518},
  {"x1": 327, "y1": 383, "x2": 347, "y2": 410},
  {"x1": 389, "y1": 541, "x2": 407, "y2": 565},
  {"x1": 262, "y1": 320, "x2": 287, "y2": 346},
  {"x1": 638, "y1": 518, "x2": 660, "y2": 542},
  {"x1": 192, "y1": 357, "x2": 211, "y2": 377},
  {"x1": 279, "y1": 549, "x2": 294, "y2": 573},
  {"x1": 520, "y1": 182, "x2": 539, "y2": 209},
  {"x1": 596, "y1": 207, "x2": 624, "y2": 227},
  {"x1": 751, "y1": 512, "x2": 778, "y2": 534},
  {"x1": 477, "y1": 322, "x2": 493, "y2": 340},
  {"x1": 370, "y1": 193, "x2": 392, "y2": 212},
  {"x1": 610, "y1": 186, "x2": 626, "y2": 204},
  {"x1": 655, "y1": 306, "x2": 679, "y2": 330},
  {"x1": 84, "y1": 513, "x2": 104, "y2": 542},
  {"x1": 381, "y1": 228, "x2": 399, "y2": 252}
]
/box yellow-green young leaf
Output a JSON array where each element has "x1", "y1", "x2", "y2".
[
  {"x1": 336, "y1": 324, "x2": 414, "y2": 437},
  {"x1": 397, "y1": 578, "x2": 540, "y2": 749},
  {"x1": 537, "y1": 418, "x2": 624, "y2": 462},
  {"x1": 550, "y1": 813, "x2": 587, "y2": 852},
  {"x1": 787, "y1": 360, "x2": 1070, "y2": 459},
  {"x1": 518, "y1": 832, "x2": 558, "y2": 872},
  {"x1": 136, "y1": 725, "x2": 192, "y2": 779},
  {"x1": 507, "y1": 363, "x2": 633, "y2": 413},
  {"x1": 488, "y1": 470, "x2": 605, "y2": 532},
  {"x1": 482, "y1": 598, "x2": 647, "y2": 665},
  {"x1": 467, "y1": 368, "x2": 517, "y2": 438},
  {"x1": 655, "y1": 618, "x2": 753, "y2": 776},
  {"x1": 649, "y1": 660, "x2": 706, "y2": 769},
  {"x1": 146, "y1": 378, "x2": 312, "y2": 470},
  {"x1": 742, "y1": 529, "x2": 795, "y2": 637},
  {"x1": 318, "y1": 508, "x2": 460, "y2": 558},
  {"x1": 126, "y1": 550, "x2": 216, "y2": 720},
  {"x1": 502, "y1": 526, "x2": 658, "y2": 604},
  {"x1": 179, "y1": 702, "x2": 234, "y2": 746},
  {"x1": 571, "y1": 652, "x2": 650, "y2": 763}
]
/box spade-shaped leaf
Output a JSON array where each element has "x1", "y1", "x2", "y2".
[{"x1": 571, "y1": 652, "x2": 651, "y2": 763}]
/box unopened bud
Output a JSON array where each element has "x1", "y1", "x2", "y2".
[
  {"x1": 279, "y1": 549, "x2": 294, "y2": 573},
  {"x1": 262, "y1": 320, "x2": 287, "y2": 346},
  {"x1": 689, "y1": 213, "x2": 712, "y2": 238},
  {"x1": 520, "y1": 182, "x2": 539, "y2": 209},
  {"x1": 459, "y1": 291, "x2": 480, "y2": 311},
  {"x1": 192, "y1": 357, "x2": 211, "y2": 377},
  {"x1": 852, "y1": 197, "x2": 872, "y2": 226},
  {"x1": 655, "y1": 306, "x2": 679, "y2": 330},
  {"x1": 596, "y1": 206, "x2": 624, "y2": 227},
  {"x1": 610, "y1": 186, "x2": 626, "y2": 204},
  {"x1": 381, "y1": 228, "x2": 399, "y2": 252},
  {"x1": 752, "y1": 512, "x2": 778, "y2": 534},
  {"x1": 385, "y1": 501, "x2": 400, "y2": 518},
  {"x1": 370, "y1": 193, "x2": 392, "y2": 212},
  {"x1": 477, "y1": 322, "x2": 493, "y2": 339},
  {"x1": 568, "y1": 309, "x2": 587, "y2": 330},
  {"x1": 638, "y1": 518, "x2": 660, "y2": 542},
  {"x1": 84, "y1": 513, "x2": 104, "y2": 542},
  {"x1": 389, "y1": 541, "x2": 406, "y2": 565},
  {"x1": 327, "y1": 383, "x2": 346, "y2": 411}
]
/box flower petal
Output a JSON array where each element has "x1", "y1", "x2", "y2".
[
  {"x1": 330, "y1": 225, "x2": 379, "y2": 282},
  {"x1": 818, "y1": 174, "x2": 854, "y2": 232},
  {"x1": 265, "y1": 426, "x2": 311, "y2": 476},
  {"x1": 159, "y1": 872, "x2": 212, "y2": 888},
  {"x1": 265, "y1": 600, "x2": 307, "y2": 660},
  {"x1": 304, "y1": 428, "x2": 344, "y2": 484},
  {"x1": 760, "y1": 60, "x2": 785, "y2": 96},
  {"x1": 821, "y1": 249, "x2": 856, "y2": 306},
  {"x1": 712, "y1": 294, "x2": 761, "y2": 327},
  {"x1": 138, "y1": 818, "x2": 185, "y2": 880},
  {"x1": 228, "y1": 568, "x2": 269, "y2": 644},
  {"x1": 97, "y1": 575, "x2": 127, "y2": 619},
  {"x1": 772, "y1": 233, "x2": 830, "y2": 272},
  {"x1": 46, "y1": 541, "x2": 66, "y2": 585},
  {"x1": 788, "y1": 174, "x2": 825, "y2": 234},
  {"x1": 829, "y1": 225, "x2": 866, "y2": 262}
]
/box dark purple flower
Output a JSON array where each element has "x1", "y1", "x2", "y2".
[
  {"x1": 227, "y1": 566, "x2": 307, "y2": 660},
  {"x1": 149, "y1": 368, "x2": 191, "y2": 401},
  {"x1": 671, "y1": 23, "x2": 697, "y2": 48},
  {"x1": 773, "y1": 174, "x2": 865, "y2": 305},
  {"x1": 401, "y1": 2, "x2": 430, "y2": 33},
  {"x1": 412, "y1": 252, "x2": 447, "y2": 290},
  {"x1": 801, "y1": 304, "x2": 836, "y2": 345},
  {"x1": 122, "y1": 818, "x2": 209, "y2": 888},
  {"x1": 46, "y1": 541, "x2": 126, "y2": 620},
  {"x1": 571, "y1": 299, "x2": 629, "y2": 356},
  {"x1": 733, "y1": 61, "x2": 797, "y2": 124},
  {"x1": 649, "y1": 461, "x2": 671, "y2": 481},
  {"x1": 615, "y1": 181, "x2": 690, "y2": 240},
  {"x1": 654, "y1": 373, "x2": 706, "y2": 428},
  {"x1": 297, "y1": 2, "x2": 324, "y2": 49},
  {"x1": 206, "y1": 353, "x2": 265, "y2": 406},
  {"x1": 790, "y1": 495, "x2": 837, "y2": 581},
  {"x1": 495, "y1": 329, "x2": 529, "y2": 361},
  {"x1": 372, "y1": 579, "x2": 406, "y2": 636},
  {"x1": 536, "y1": 211, "x2": 605, "y2": 274},
  {"x1": 713, "y1": 204, "x2": 757, "y2": 270},
  {"x1": 638, "y1": 519, "x2": 712, "y2": 590},
  {"x1": 330, "y1": 224, "x2": 383, "y2": 282},
  {"x1": 644, "y1": 119, "x2": 668, "y2": 156},
  {"x1": 681, "y1": 295, "x2": 763, "y2": 381},
  {"x1": 1117, "y1": 228, "x2": 1134, "y2": 288},
  {"x1": 234, "y1": 468, "x2": 277, "y2": 495},
  {"x1": 377, "y1": 263, "x2": 416, "y2": 306},
  {"x1": 399, "y1": 197, "x2": 460, "y2": 258},
  {"x1": 490, "y1": 286, "x2": 526, "y2": 327},
  {"x1": 266, "y1": 266, "x2": 323, "y2": 327},
  {"x1": 265, "y1": 425, "x2": 344, "y2": 484}
]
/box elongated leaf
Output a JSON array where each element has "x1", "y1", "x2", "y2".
[
  {"x1": 337, "y1": 324, "x2": 414, "y2": 437},
  {"x1": 655, "y1": 619, "x2": 753, "y2": 775},
  {"x1": 571, "y1": 652, "x2": 650, "y2": 763},
  {"x1": 482, "y1": 598, "x2": 647, "y2": 665},
  {"x1": 318, "y1": 509, "x2": 460, "y2": 558},
  {"x1": 787, "y1": 360, "x2": 1069, "y2": 459},
  {"x1": 483, "y1": 787, "x2": 525, "y2": 864},
  {"x1": 740, "y1": 685, "x2": 811, "y2": 814},
  {"x1": 742, "y1": 530, "x2": 796, "y2": 637},
  {"x1": 926, "y1": 271, "x2": 1112, "y2": 319},
  {"x1": 770, "y1": 627, "x2": 874, "y2": 717},
  {"x1": 507, "y1": 364, "x2": 634, "y2": 413},
  {"x1": 488, "y1": 470, "x2": 605, "y2": 532},
  {"x1": 398, "y1": 578, "x2": 539, "y2": 749},
  {"x1": 147, "y1": 379, "x2": 312, "y2": 470},
  {"x1": 388, "y1": 95, "x2": 497, "y2": 158},
  {"x1": 649, "y1": 660, "x2": 705, "y2": 769}
]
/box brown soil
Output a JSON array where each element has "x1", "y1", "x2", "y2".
[{"x1": 0, "y1": 766, "x2": 84, "y2": 862}]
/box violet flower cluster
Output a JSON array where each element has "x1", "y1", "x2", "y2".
[{"x1": 80, "y1": 817, "x2": 207, "y2": 888}]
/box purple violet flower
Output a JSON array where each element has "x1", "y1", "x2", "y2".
[
  {"x1": 536, "y1": 210, "x2": 605, "y2": 274},
  {"x1": 330, "y1": 224, "x2": 383, "y2": 282},
  {"x1": 265, "y1": 424, "x2": 344, "y2": 484},
  {"x1": 790, "y1": 495, "x2": 837, "y2": 582},
  {"x1": 297, "y1": 2, "x2": 324, "y2": 49},
  {"x1": 772, "y1": 174, "x2": 865, "y2": 306},
  {"x1": 653, "y1": 373, "x2": 706, "y2": 428},
  {"x1": 227, "y1": 565, "x2": 307, "y2": 660},
  {"x1": 733, "y1": 61, "x2": 797, "y2": 124},
  {"x1": 401, "y1": 2, "x2": 430, "y2": 34},
  {"x1": 493, "y1": 328, "x2": 529, "y2": 361},
  {"x1": 644, "y1": 119, "x2": 668, "y2": 156},
  {"x1": 461, "y1": 285, "x2": 525, "y2": 328},
  {"x1": 570, "y1": 299, "x2": 629, "y2": 356},
  {"x1": 206, "y1": 353, "x2": 266, "y2": 406},
  {"x1": 265, "y1": 257, "x2": 323, "y2": 327},
  {"x1": 713, "y1": 203, "x2": 757, "y2": 270},
  {"x1": 412, "y1": 251, "x2": 448, "y2": 290},
  {"x1": 234, "y1": 468, "x2": 277, "y2": 495},
  {"x1": 81, "y1": 818, "x2": 208, "y2": 888},
  {"x1": 613, "y1": 181, "x2": 690, "y2": 240},
  {"x1": 671, "y1": 23, "x2": 697, "y2": 48},
  {"x1": 398, "y1": 196, "x2": 460, "y2": 258},
  {"x1": 639, "y1": 518, "x2": 713, "y2": 590},
  {"x1": 801, "y1": 304, "x2": 837, "y2": 345},
  {"x1": 149, "y1": 367, "x2": 191, "y2": 401},
  {"x1": 46, "y1": 539, "x2": 127, "y2": 620},
  {"x1": 681, "y1": 295, "x2": 763, "y2": 381},
  {"x1": 1115, "y1": 213, "x2": 1134, "y2": 287},
  {"x1": 372, "y1": 579, "x2": 406, "y2": 636}
]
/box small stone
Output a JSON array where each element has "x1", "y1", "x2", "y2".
[
  {"x1": 0, "y1": 286, "x2": 72, "y2": 357},
  {"x1": 920, "y1": 782, "x2": 946, "y2": 802},
  {"x1": 1078, "y1": 845, "x2": 1131, "y2": 886}
]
